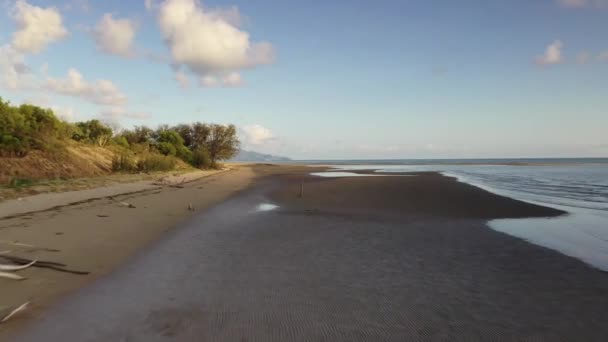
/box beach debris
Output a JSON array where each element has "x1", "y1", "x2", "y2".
[
  {"x1": 119, "y1": 202, "x2": 136, "y2": 208},
  {"x1": 154, "y1": 176, "x2": 187, "y2": 188},
  {"x1": 0, "y1": 240, "x2": 59, "y2": 253},
  {"x1": 188, "y1": 203, "x2": 194, "y2": 211},
  {"x1": 0, "y1": 240, "x2": 35, "y2": 248},
  {"x1": 0, "y1": 255, "x2": 89, "y2": 275},
  {"x1": 299, "y1": 182, "x2": 304, "y2": 198},
  {"x1": 97, "y1": 214, "x2": 110, "y2": 218},
  {"x1": 0, "y1": 302, "x2": 29, "y2": 323},
  {"x1": 0, "y1": 260, "x2": 36, "y2": 271},
  {"x1": 0, "y1": 271, "x2": 26, "y2": 281}
]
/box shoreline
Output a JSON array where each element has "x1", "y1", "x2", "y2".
[
  {"x1": 3, "y1": 165, "x2": 607, "y2": 341},
  {"x1": 8, "y1": 165, "x2": 608, "y2": 341}
]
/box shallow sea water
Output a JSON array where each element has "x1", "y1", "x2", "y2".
[{"x1": 319, "y1": 161, "x2": 608, "y2": 271}]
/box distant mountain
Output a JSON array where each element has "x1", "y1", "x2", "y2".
[{"x1": 229, "y1": 149, "x2": 291, "y2": 162}]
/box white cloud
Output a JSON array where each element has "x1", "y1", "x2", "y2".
[
  {"x1": 174, "y1": 70, "x2": 191, "y2": 88},
  {"x1": 45, "y1": 68, "x2": 128, "y2": 106},
  {"x1": 241, "y1": 124, "x2": 274, "y2": 145},
  {"x1": 11, "y1": 0, "x2": 68, "y2": 54},
  {"x1": 54, "y1": 107, "x2": 77, "y2": 121},
  {"x1": 64, "y1": 0, "x2": 90, "y2": 12},
  {"x1": 0, "y1": 44, "x2": 34, "y2": 90},
  {"x1": 199, "y1": 72, "x2": 244, "y2": 88},
  {"x1": 23, "y1": 95, "x2": 77, "y2": 122},
  {"x1": 100, "y1": 107, "x2": 151, "y2": 120},
  {"x1": 558, "y1": 0, "x2": 608, "y2": 7},
  {"x1": 144, "y1": 0, "x2": 155, "y2": 11},
  {"x1": 535, "y1": 40, "x2": 564, "y2": 66},
  {"x1": 157, "y1": 0, "x2": 274, "y2": 88},
  {"x1": 93, "y1": 14, "x2": 137, "y2": 57},
  {"x1": 222, "y1": 72, "x2": 243, "y2": 87}
]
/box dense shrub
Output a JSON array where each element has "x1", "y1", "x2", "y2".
[
  {"x1": 0, "y1": 99, "x2": 63, "y2": 157},
  {"x1": 176, "y1": 145, "x2": 192, "y2": 162},
  {"x1": 136, "y1": 155, "x2": 176, "y2": 172},
  {"x1": 111, "y1": 152, "x2": 137, "y2": 173},
  {"x1": 74, "y1": 120, "x2": 113, "y2": 146},
  {"x1": 112, "y1": 136, "x2": 129, "y2": 148},
  {"x1": 156, "y1": 142, "x2": 177, "y2": 156},
  {"x1": 191, "y1": 147, "x2": 212, "y2": 169}
]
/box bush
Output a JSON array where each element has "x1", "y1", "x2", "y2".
[
  {"x1": 137, "y1": 155, "x2": 176, "y2": 172},
  {"x1": 0, "y1": 99, "x2": 64, "y2": 157},
  {"x1": 191, "y1": 147, "x2": 212, "y2": 169},
  {"x1": 112, "y1": 152, "x2": 137, "y2": 173},
  {"x1": 156, "y1": 142, "x2": 177, "y2": 156},
  {"x1": 176, "y1": 145, "x2": 192, "y2": 163},
  {"x1": 112, "y1": 136, "x2": 129, "y2": 148}
]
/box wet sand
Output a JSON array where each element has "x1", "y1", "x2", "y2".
[
  {"x1": 7, "y1": 167, "x2": 608, "y2": 341},
  {"x1": 0, "y1": 166, "x2": 257, "y2": 339}
]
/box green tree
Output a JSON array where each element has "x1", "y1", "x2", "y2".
[{"x1": 206, "y1": 124, "x2": 240, "y2": 166}]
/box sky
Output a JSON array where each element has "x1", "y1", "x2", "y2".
[{"x1": 1, "y1": 0, "x2": 607, "y2": 159}]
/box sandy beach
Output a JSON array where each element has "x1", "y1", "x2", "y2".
[
  {"x1": 3, "y1": 165, "x2": 608, "y2": 341},
  {"x1": 0, "y1": 165, "x2": 258, "y2": 339}
]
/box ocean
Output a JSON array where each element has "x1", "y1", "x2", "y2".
[{"x1": 304, "y1": 158, "x2": 608, "y2": 271}]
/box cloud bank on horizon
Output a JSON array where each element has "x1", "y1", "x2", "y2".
[{"x1": 0, "y1": 0, "x2": 607, "y2": 158}]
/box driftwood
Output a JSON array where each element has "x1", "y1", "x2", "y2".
[
  {"x1": 0, "y1": 302, "x2": 29, "y2": 323},
  {"x1": 0, "y1": 271, "x2": 25, "y2": 281},
  {"x1": 0, "y1": 240, "x2": 59, "y2": 252},
  {"x1": 0, "y1": 256, "x2": 89, "y2": 275},
  {"x1": 0, "y1": 260, "x2": 36, "y2": 271},
  {"x1": 0, "y1": 255, "x2": 65, "y2": 267},
  {"x1": 0, "y1": 240, "x2": 35, "y2": 248},
  {"x1": 119, "y1": 202, "x2": 136, "y2": 208}
]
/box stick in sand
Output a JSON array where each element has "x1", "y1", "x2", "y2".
[
  {"x1": 0, "y1": 260, "x2": 36, "y2": 271},
  {"x1": 0, "y1": 271, "x2": 26, "y2": 281},
  {"x1": 0, "y1": 302, "x2": 29, "y2": 323},
  {"x1": 0, "y1": 255, "x2": 89, "y2": 275}
]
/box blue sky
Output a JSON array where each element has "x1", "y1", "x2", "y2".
[{"x1": 1, "y1": 0, "x2": 607, "y2": 159}]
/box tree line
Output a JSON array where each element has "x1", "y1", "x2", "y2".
[{"x1": 0, "y1": 97, "x2": 240, "y2": 171}]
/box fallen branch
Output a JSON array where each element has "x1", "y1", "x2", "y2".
[
  {"x1": 0, "y1": 240, "x2": 35, "y2": 248},
  {"x1": 0, "y1": 256, "x2": 89, "y2": 275},
  {"x1": 119, "y1": 202, "x2": 136, "y2": 208},
  {"x1": 0, "y1": 240, "x2": 59, "y2": 252},
  {"x1": 0, "y1": 302, "x2": 29, "y2": 323},
  {"x1": 0, "y1": 271, "x2": 25, "y2": 281},
  {"x1": 0, "y1": 255, "x2": 65, "y2": 267},
  {"x1": 0, "y1": 260, "x2": 36, "y2": 271}
]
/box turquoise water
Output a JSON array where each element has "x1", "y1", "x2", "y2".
[{"x1": 311, "y1": 159, "x2": 608, "y2": 271}]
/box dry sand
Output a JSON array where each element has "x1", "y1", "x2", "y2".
[{"x1": 0, "y1": 165, "x2": 257, "y2": 338}]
